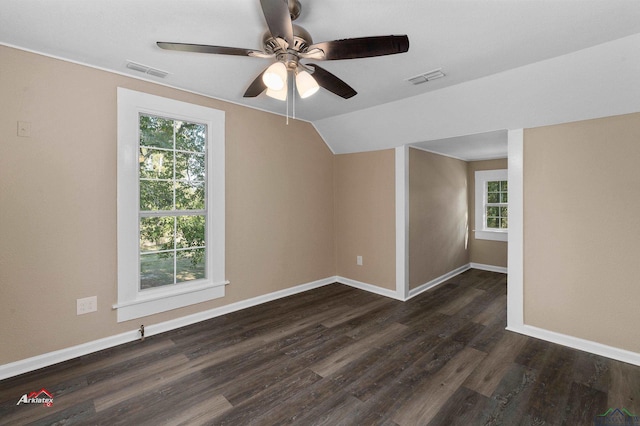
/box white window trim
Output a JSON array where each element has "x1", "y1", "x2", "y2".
[
  {"x1": 474, "y1": 169, "x2": 508, "y2": 242},
  {"x1": 115, "y1": 87, "x2": 227, "y2": 322}
]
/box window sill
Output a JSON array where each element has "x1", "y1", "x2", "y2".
[
  {"x1": 474, "y1": 230, "x2": 508, "y2": 242},
  {"x1": 113, "y1": 280, "x2": 229, "y2": 322}
]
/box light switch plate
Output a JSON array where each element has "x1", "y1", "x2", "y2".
[{"x1": 17, "y1": 121, "x2": 32, "y2": 137}]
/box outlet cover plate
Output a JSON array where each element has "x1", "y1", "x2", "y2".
[{"x1": 77, "y1": 296, "x2": 97, "y2": 315}]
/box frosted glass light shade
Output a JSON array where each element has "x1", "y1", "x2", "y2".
[
  {"x1": 262, "y1": 62, "x2": 287, "y2": 90},
  {"x1": 296, "y1": 70, "x2": 319, "y2": 98},
  {"x1": 266, "y1": 86, "x2": 287, "y2": 101}
]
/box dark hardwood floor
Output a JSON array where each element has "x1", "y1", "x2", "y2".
[{"x1": 1, "y1": 269, "x2": 639, "y2": 425}]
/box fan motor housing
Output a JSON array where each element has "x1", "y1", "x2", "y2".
[{"x1": 262, "y1": 24, "x2": 312, "y2": 55}]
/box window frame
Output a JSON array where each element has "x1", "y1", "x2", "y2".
[
  {"x1": 115, "y1": 88, "x2": 226, "y2": 322},
  {"x1": 474, "y1": 169, "x2": 508, "y2": 242}
]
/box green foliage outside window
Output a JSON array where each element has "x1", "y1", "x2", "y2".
[
  {"x1": 138, "y1": 115, "x2": 207, "y2": 289},
  {"x1": 486, "y1": 180, "x2": 508, "y2": 229}
]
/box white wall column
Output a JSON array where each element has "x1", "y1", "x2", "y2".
[
  {"x1": 395, "y1": 145, "x2": 409, "y2": 300},
  {"x1": 506, "y1": 129, "x2": 524, "y2": 329}
]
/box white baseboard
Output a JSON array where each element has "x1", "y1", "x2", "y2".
[
  {"x1": 336, "y1": 276, "x2": 403, "y2": 300},
  {"x1": 470, "y1": 262, "x2": 508, "y2": 274},
  {"x1": 335, "y1": 263, "x2": 504, "y2": 303},
  {"x1": 0, "y1": 329, "x2": 141, "y2": 382},
  {"x1": 145, "y1": 276, "x2": 335, "y2": 337},
  {"x1": 407, "y1": 264, "x2": 471, "y2": 300},
  {"x1": 0, "y1": 276, "x2": 336, "y2": 381},
  {"x1": 7, "y1": 268, "x2": 636, "y2": 381},
  {"x1": 507, "y1": 324, "x2": 640, "y2": 367}
]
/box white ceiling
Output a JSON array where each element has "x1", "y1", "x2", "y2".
[
  {"x1": 411, "y1": 130, "x2": 507, "y2": 161},
  {"x1": 2, "y1": 1, "x2": 640, "y2": 156}
]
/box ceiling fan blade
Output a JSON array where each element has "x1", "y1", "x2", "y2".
[
  {"x1": 308, "y1": 35, "x2": 409, "y2": 60},
  {"x1": 157, "y1": 42, "x2": 265, "y2": 57},
  {"x1": 259, "y1": 0, "x2": 294, "y2": 47},
  {"x1": 243, "y1": 69, "x2": 268, "y2": 97},
  {"x1": 307, "y1": 64, "x2": 357, "y2": 99}
]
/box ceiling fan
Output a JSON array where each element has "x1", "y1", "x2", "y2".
[{"x1": 157, "y1": 0, "x2": 409, "y2": 101}]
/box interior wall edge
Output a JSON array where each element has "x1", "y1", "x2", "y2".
[
  {"x1": 407, "y1": 263, "x2": 471, "y2": 300},
  {"x1": 507, "y1": 324, "x2": 640, "y2": 367},
  {"x1": 336, "y1": 276, "x2": 402, "y2": 301},
  {"x1": 506, "y1": 129, "x2": 525, "y2": 329},
  {"x1": 395, "y1": 145, "x2": 409, "y2": 299},
  {"x1": 310, "y1": 121, "x2": 336, "y2": 155},
  {"x1": 469, "y1": 263, "x2": 508, "y2": 274}
]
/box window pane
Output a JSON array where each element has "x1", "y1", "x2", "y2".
[
  {"x1": 140, "y1": 252, "x2": 175, "y2": 289},
  {"x1": 139, "y1": 148, "x2": 174, "y2": 180},
  {"x1": 139, "y1": 115, "x2": 174, "y2": 149},
  {"x1": 176, "y1": 249, "x2": 205, "y2": 283},
  {"x1": 500, "y1": 192, "x2": 508, "y2": 203},
  {"x1": 487, "y1": 217, "x2": 498, "y2": 228},
  {"x1": 175, "y1": 152, "x2": 205, "y2": 182},
  {"x1": 136, "y1": 115, "x2": 209, "y2": 292},
  {"x1": 140, "y1": 216, "x2": 175, "y2": 252},
  {"x1": 175, "y1": 181, "x2": 205, "y2": 210},
  {"x1": 140, "y1": 181, "x2": 173, "y2": 211},
  {"x1": 176, "y1": 215, "x2": 205, "y2": 248},
  {"x1": 487, "y1": 193, "x2": 499, "y2": 203},
  {"x1": 487, "y1": 206, "x2": 500, "y2": 217},
  {"x1": 487, "y1": 181, "x2": 499, "y2": 192},
  {"x1": 500, "y1": 217, "x2": 509, "y2": 229},
  {"x1": 176, "y1": 122, "x2": 206, "y2": 153},
  {"x1": 500, "y1": 206, "x2": 508, "y2": 217}
]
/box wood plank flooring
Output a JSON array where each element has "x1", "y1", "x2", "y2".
[{"x1": 1, "y1": 269, "x2": 639, "y2": 425}]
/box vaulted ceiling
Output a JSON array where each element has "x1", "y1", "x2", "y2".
[{"x1": 2, "y1": 0, "x2": 640, "y2": 156}]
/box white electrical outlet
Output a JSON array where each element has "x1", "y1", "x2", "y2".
[
  {"x1": 357, "y1": 255, "x2": 363, "y2": 266},
  {"x1": 77, "y1": 296, "x2": 97, "y2": 315}
]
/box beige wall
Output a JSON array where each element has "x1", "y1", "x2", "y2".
[
  {"x1": 334, "y1": 150, "x2": 396, "y2": 289},
  {"x1": 0, "y1": 45, "x2": 335, "y2": 364},
  {"x1": 524, "y1": 112, "x2": 640, "y2": 353},
  {"x1": 12, "y1": 43, "x2": 638, "y2": 367},
  {"x1": 408, "y1": 148, "x2": 469, "y2": 289},
  {"x1": 467, "y1": 158, "x2": 508, "y2": 268}
]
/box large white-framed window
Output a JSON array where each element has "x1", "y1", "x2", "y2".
[
  {"x1": 474, "y1": 169, "x2": 508, "y2": 242},
  {"x1": 115, "y1": 87, "x2": 226, "y2": 322}
]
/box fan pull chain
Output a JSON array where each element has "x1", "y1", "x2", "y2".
[{"x1": 285, "y1": 70, "x2": 291, "y2": 125}]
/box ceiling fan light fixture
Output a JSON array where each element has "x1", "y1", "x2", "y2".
[
  {"x1": 262, "y1": 62, "x2": 287, "y2": 90},
  {"x1": 158, "y1": 1, "x2": 409, "y2": 102},
  {"x1": 266, "y1": 86, "x2": 287, "y2": 101},
  {"x1": 296, "y1": 70, "x2": 319, "y2": 98}
]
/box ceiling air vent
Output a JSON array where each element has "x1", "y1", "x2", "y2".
[
  {"x1": 407, "y1": 68, "x2": 445, "y2": 85},
  {"x1": 126, "y1": 61, "x2": 169, "y2": 79}
]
